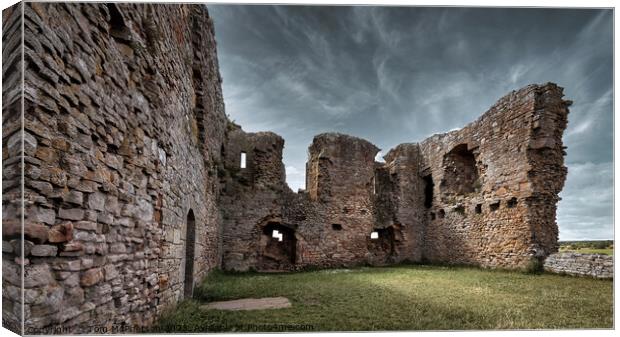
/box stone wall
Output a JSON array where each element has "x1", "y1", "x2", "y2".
[
  {"x1": 2, "y1": 2, "x2": 26, "y2": 333},
  {"x1": 2, "y1": 2, "x2": 573, "y2": 333},
  {"x1": 544, "y1": 253, "x2": 613, "y2": 279},
  {"x1": 418, "y1": 84, "x2": 570, "y2": 269},
  {"x1": 3, "y1": 3, "x2": 226, "y2": 333}
]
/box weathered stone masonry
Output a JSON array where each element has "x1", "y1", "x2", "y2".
[
  {"x1": 222, "y1": 84, "x2": 571, "y2": 272},
  {"x1": 544, "y1": 252, "x2": 613, "y2": 279},
  {"x1": 3, "y1": 3, "x2": 226, "y2": 333},
  {"x1": 2, "y1": 2, "x2": 571, "y2": 334}
]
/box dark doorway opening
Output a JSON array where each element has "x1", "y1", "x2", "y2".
[
  {"x1": 257, "y1": 222, "x2": 297, "y2": 271},
  {"x1": 183, "y1": 209, "x2": 196, "y2": 299}
]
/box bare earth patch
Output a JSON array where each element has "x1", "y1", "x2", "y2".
[{"x1": 202, "y1": 297, "x2": 292, "y2": 311}]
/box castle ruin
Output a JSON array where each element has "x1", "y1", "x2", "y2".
[{"x1": 2, "y1": 3, "x2": 570, "y2": 333}]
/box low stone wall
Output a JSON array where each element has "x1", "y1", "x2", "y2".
[{"x1": 544, "y1": 253, "x2": 613, "y2": 279}]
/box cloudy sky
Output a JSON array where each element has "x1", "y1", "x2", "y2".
[{"x1": 207, "y1": 5, "x2": 613, "y2": 241}]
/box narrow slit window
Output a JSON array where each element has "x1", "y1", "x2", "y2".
[
  {"x1": 370, "y1": 231, "x2": 379, "y2": 239},
  {"x1": 372, "y1": 177, "x2": 376, "y2": 195},
  {"x1": 240, "y1": 152, "x2": 247, "y2": 168}
]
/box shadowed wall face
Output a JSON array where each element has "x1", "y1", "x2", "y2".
[{"x1": 2, "y1": 3, "x2": 226, "y2": 333}]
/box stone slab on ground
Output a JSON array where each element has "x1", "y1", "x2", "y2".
[{"x1": 201, "y1": 297, "x2": 292, "y2": 311}]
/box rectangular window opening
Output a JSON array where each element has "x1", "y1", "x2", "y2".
[
  {"x1": 370, "y1": 231, "x2": 379, "y2": 239},
  {"x1": 475, "y1": 204, "x2": 482, "y2": 214},
  {"x1": 507, "y1": 197, "x2": 518, "y2": 208},
  {"x1": 240, "y1": 152, "x2": 247, "y2": 168}
]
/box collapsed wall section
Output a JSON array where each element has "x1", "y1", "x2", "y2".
[
  {"x1": 2, "y1": 3, "x2": 227, "y2": 332},
  {"x1": 418, "y1": 83, "x2": 570, "y2": 269}
]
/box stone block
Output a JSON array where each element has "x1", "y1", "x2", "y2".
[
  {"x1": 31, "y1": 244, "x2": 58, "y2": 257},
  {"x1": 58, "y1": 208, "x2": 85, "y2": 221},
  {"x1": 80, "y1": 267, "x2": 104, "y2": 287}
]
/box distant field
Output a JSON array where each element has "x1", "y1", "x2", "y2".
[
  {"x1": 558, "y1": 240, "x2": 614, "y2": 255},
  {"x1": 559, "y1": 248, "x2": 613, "y2": 255},
  {"x1": 155, "y1": 265, "x2": 612, "y2": 332}
]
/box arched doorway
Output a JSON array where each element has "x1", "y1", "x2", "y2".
[
  {"x1": 183, "y1": 209, "x2": 196, "y2": 298},
  {"x1": 257, "y1": 222, "x2": 297, "y2": 271}
]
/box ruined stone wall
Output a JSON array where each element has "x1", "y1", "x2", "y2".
[
  {"x1": 2, "y1": 2, "x2": 572, "y2": 331},
  {"x1": 376, "y1": 144, "x2": 426, "y2": 263},
  {"x1": 220, "y1": 132, "x2": 387, "y2": 271},
  {"x1": 219, "y1": 126, "x2": 289, "y2": 271},
  {"x1": 302, "y1": 134, "x2": 380, "y2": 265},
  {"x1": 418, "y1": 84, "x2": 570, "y2": 269},
  {"x1": 2, "y1": 3, "x2": 226, "y2": 333},
  {"x1": 544, "y1": 253, "x2": 613, "y2": 279},
  {"x1": 219, "y1": 85, "x2": 570, "y2": 272}
]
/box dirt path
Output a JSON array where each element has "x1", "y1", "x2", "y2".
[{"x1": 201, "y1": 297, "x2": 292, "y2": 311}]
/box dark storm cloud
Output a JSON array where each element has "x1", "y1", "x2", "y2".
[{"x1": 207, "y1": 5, "x2": 613, "y2": 240}]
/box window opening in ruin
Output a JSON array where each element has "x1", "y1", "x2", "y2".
[
  {"x1": 183, "y1": 209, "x2": 196, "y2": 299},
  {"x1": 332, "y1": 224, "x2": 343, "y2": 231},
  {"x1": 507, "y1": 197, "x2": 518, "y2": 208},
  {"x1": 272, "y1": 229, "x2": 283, "y2": 242},
  {"x1": 438, "y1": 209, "x2": 445, "y2": 218},
  {"x1": 372, "y1": 176, "x2": 376, "y2": 195},
  {"x1": 370, "y1": 231, "x2": 379, "y2": 239},
  {"x1": 454, "y1": 205, "x2": 465, "y2": 215},
  {"x1": 423, "y1": 174, "x2": 434, "y2": 208},
  {"x1": 490, "y1": 201, "x2": 500, "y2": 212},
  {"x1": 475, "y1": 204, "x2": 482, "y2": 214},
  {"x1": 441, "y1": 144, "x2": 479, "y2": 195},
  {"x1": 240, "y1": 152, "x2": 247, "y2": 168},
  {"x1": 431, "y1": 212, "x2": 436, "y2": 220}
]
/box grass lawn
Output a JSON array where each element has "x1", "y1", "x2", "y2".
[
  {"x1": 559, "y1": 248, "x2": 614, "y2": 255},
  {"x1": 154, "y1": 265, "x2": 613, "y2": 332}
]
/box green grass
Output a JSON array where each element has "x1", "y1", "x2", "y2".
[
  {"x1": 559, "y1": 248, "x2": 613, "y2": 255},
  {"x1": 154, "y1": 265, "x2": 612, "y2": 332}
]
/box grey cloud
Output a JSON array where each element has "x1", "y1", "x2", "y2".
[{"x1": 208, "y1": 5, "x2": 613, "y2": 240}]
